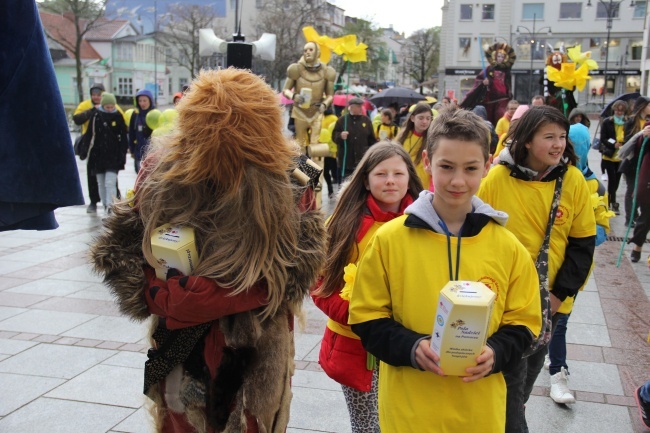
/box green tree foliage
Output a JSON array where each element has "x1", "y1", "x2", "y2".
[{"x1": 39, "y1": 0, "x2": 109, "y2": 103}]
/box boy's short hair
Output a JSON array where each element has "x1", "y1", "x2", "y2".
[
  {"x1": 507, "y1": 99, "x2": 520, "y2": 108},
  {"x1": 381, "y1": 108, "x2": 393, "y2": 120},
  {"x1": 426, "y1": 109, "x2": 490, "y2": 162}
]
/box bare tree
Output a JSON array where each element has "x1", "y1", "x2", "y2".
[
  {"x1": 253, "y1": 0, "x2": 328, "y2": 89},
  {"x1": 39, "y1": 0, "x2": 110, "y2": 103},
  {"x1": 403, "y1": 28, "x2": 439, "y2": 94},
  {"x1": 159, "y1": 4, "x2": 225, "y2": 78}
]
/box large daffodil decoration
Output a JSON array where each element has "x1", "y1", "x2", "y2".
[
  {"x1": 339, "y1": 263, "x2": 357, "y2": 301},
  {"x1": 302, "y1": 26, "x2": 368, "y2": 64},
  {"x1": 333, "y1": 34, "x2": 368, "y2": 63},
  {"x1": 548, "y1": 45, "x2": 599, "y2": 92}
]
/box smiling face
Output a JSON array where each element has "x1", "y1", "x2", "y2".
[
  {"x1": 524, "y1": 122, "x2": 567, "y2": 174},
  {"x1": 424, "y1": 138, "x2": 490, "y2": 214},
  {"x1": 365, "y1": 155, "x2": 410, "y2": 213}
]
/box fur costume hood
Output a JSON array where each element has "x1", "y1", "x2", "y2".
[{"x1": 90, "y1": 69, "x2": 326, "y2": 433}]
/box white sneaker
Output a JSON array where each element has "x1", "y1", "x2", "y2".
[
  {"x1": 550, "y1": 367, "x2": 576, "y2": 404},
  {"x1": 601, "y1": 173, "x2": 608, "y2": 181},
  {"x1": 544, "y1": 354, "x2": 550, "y2": 370}
]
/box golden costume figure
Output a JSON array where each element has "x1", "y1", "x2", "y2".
[{"x1": 283, "y1": 41, "x2": 336, "y2": 152}]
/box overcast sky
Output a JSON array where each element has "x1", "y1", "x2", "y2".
[{"x1": 331, "y1": 0, "x2": 443, "y2": 37}]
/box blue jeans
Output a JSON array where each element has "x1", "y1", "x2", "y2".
[{"x1": 548, "y1": 313, "x2": 570, "y2": 376}]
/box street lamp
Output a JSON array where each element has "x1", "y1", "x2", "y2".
[
  {"x1": 516, "y1": 13, "x2": 552, "y2": 99},
  {"x1": 586, "y1": 0, "x2": 636, "y2": 107}
]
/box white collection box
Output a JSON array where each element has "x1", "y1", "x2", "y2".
[
  {"x1": 430, "y1": 281, "x2": 496, "y2": 376},
  {"x1": 150, "y1": 224, "x2": 198, "y2": 280}
]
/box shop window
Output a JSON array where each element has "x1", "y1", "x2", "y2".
[
  {"x1": 634, "y1": 1, "x2": 647, "y2": 18},
  {"x1": 459, "y1": 37, "x2": 472, "y2": 60}
]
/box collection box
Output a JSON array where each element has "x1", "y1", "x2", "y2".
[
  {"x1": 430, "y1": 281, "x2": 496, "y2": 376},
  {"x1": 150, "y1": 224, "x2": 198, "y2": 280}
]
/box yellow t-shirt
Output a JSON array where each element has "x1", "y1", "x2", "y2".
[
  {"x1": 375, "y1": 123, "x2": 398, "y2": 140},
  {"x1": 401, "y1": 132, "x2": 430, "y2": 189},
  {"x1": 350, "y1": 215, "x2": 541, "y2": 433},
  {"x1": 477, "y1": 165, "x2": 596, "y2": 314},
  {"x1": 495, "y1": 116, "x2": 510, "y2": 138},
  {"x1": 603, "y1": 124, "x2": 624, "y2": 162}
]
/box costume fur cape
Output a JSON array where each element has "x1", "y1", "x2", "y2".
[{"x1": 90, "y1": 69, "x2": 325, "y2": 433}]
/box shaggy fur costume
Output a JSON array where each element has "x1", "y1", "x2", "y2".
[{"x1": 90, "y1": 69, "x2": 325, "y2": 433}]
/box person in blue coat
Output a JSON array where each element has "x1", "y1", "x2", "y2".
[
  {"x1": 0, "y1": 0, "x2": 84, "y2": 231},
  {"x1": 128, "y1": 89, "x2": 155, "y2": 174}
]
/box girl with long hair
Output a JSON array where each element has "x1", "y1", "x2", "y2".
[
  {"x1": 478, "y1": 105, "x2": 596, "y2": 432},
  {"x1": 396, "y1": 102, "x2": 433, "y2": 188},
  {"x1": 600, "y1": 100, "x2": 629, "y2": 215},
  {"x1": 311, "y1": 141, "x2": 422, "y2": 433}
]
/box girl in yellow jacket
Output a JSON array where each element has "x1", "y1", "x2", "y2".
[
  {"x1": 312, "y1": 142, "x2": 422, "y2": 433},
  {"x1": 349, "y1": 110, "x2": 542, "y2": 433},
  {"x1": 396, "y1": 102, "x2": 433, "y2": 189},
  {"x1": 477, "y1": 106, "x2": 596, "y2": 432}
]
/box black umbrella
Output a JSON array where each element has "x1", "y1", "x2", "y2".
[
  {"x1": 600, "y1": 92, "x2": 641, "y2": 118},
  {"x1": 369, "y1": 87, "x2": 426, "y2": 108}
]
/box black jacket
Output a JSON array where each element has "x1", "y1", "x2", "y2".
[
  {"x1": 333, "y1": 114, "x2": 377, "y2": 171},
  {"x1": 86, "y1": 110, "x2": 128, "y2": 175}
]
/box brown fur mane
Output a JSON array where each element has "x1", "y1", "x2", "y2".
[{"x1": 137, "y1": 69, "x2": 302, "y2": 318}]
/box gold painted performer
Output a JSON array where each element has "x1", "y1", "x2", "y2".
[{"x1": 283, "y1": 41, "x2": 337, "y2": 152}]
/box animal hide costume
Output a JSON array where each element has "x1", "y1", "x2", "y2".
[{"x1": 90, "y1": 69, "x2": 326, "y2": 433}]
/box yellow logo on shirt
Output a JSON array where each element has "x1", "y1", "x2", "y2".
[
  {"x1": 111, "y1": 121, "x2": 117, "y2": 126},
  {"x1": 478, "y1": 276, "x2": 500, "y2": 299},
  {"x1": 554, "y1": 205, "x2": 569, "y2": 226},
  {"x1": 362, "y1": 123, "x2": 366, "y2": 127}
]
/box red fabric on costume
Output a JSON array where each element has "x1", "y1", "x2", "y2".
[{"x1": 356, "y1": 193, "x2": 413, "y2": 242}]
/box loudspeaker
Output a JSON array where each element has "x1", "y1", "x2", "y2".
[
  {"x1": 198, "y1": 29, "x2": 227, "y2": 56},
  {"x1": 227, "y1": 43, "x2": 253, "y2": 69},
  {"x1": 251, "y1": 33, "x2": 276, "y2": 61}
]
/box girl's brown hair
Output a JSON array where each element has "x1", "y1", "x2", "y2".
[
  {"x1": 396, "y1": 102, "x2": 433, "y2": 164},
  {"x1": 505, "y1": 105, "x2": 577, "y2": 167},
  {"x1": 137, "y1": 68, "x2": 301, "y2": 318},
  {"x1": 315, "y1": 142, "x2": 423, "y2": 297}
]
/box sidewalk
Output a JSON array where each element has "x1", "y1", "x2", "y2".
[{"x1": 0, "y1": 143, "x2": 648, "y2": 432}]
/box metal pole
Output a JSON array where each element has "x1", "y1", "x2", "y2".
[
  {"x1": 602, "y1": 1, "x2": 612, "y2": 109},
  {"x1": 154, "y1": 0, "x2": 158, "y2": 106},
  {"x1": 529, "y1": 14, "x2": 536, "y2": 98}
]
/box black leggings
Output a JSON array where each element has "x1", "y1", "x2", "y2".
[{"x1": 602, "y1": 159, "x2": 622, "y2": 205}]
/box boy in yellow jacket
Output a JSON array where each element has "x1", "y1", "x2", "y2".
[{"x1": 349, "y1": 109, "x2": 541, "y2": 433}]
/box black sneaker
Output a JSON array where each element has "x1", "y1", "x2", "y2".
[
  {"x1": 631, "y1": 250, "x2": 641, "y2": 263},
  {"x1": 86, "y1": 203, "x2": 97, "y2": 213},
  {"x1": 635, "y1": 386, "x2": 650, "y2": 428}
]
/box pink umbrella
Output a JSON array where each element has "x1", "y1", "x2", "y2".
[
  {"x1": 277, "y1": 92, "x2": 293, "y2": 105},
  {"x1": 333, "y1": 93, "x2": 357, "y2": 107}
]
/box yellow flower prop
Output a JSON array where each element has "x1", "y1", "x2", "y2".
[
  {"x1": 126, "y1": 189, "x2": 135, "y2": 207},
  {"x1": 591, "y1": 192, "x2": 615, "y2": 232},
  {"x1": 333, "y1": 34, "x2": 368, "y2": 63},
  {"x1": 547, "y1": 62, "x2": 591, "y2": 92},
  {"x1": 567, "y1": 45, "x2": 599, "y2": 71},
  {"x1": 339, "y1": 263, "x2": 358, "y2": 301},
  {"x1": 303, "y1": 26, "x2": 342, "y2": 64}
]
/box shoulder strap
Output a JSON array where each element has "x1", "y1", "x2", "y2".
[{"x1": 537, "y1": 173, "x2": 564, "y2": 263}]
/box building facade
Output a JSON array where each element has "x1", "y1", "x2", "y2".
[{"x1": 440, "y1": 0, "x2": 646, "y2": 106}]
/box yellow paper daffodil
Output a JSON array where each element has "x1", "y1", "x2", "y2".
[
  {"x1": 567, "y1": 45, "x2": 599, "y2": 71},
  {"x1": 333, "y1": 34, "x2": 368, "y2": 63},
  {"x1": 547, "y1": 62, "x2": 591, "y2": 91},
  {"x1": 339, "y1": 263, "x2": 357, "y2": 301}
]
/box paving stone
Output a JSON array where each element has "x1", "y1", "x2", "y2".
[
  {"x1": 111, "y1": 406, "x2": 153, "y2": 433},
  {"x1": 566, "y1": 323, "x2": 611, "y2": 347},
  {"x1": 289, "y1": 387, "x2": 351, "y2": 433},
  {"x1": 294, "y1": 332, "x2": 322, "y2": 361},
  {"x1": 60, "y1": 315, "x2": 147, "y2": 344},
  {"x1": 0, "y1": 343, "x2": 116, "y2": 379},
  {"x1": 0, "y1": 338, "x2": 39, "y2": 355},
  {"x1": 5, "y1": 278, "x2": 93, "y2": 297},
  {"x1": 102, "y1": 351, "x2": 147, "y2": 369},
  {"x1": 45, "y1": 364, "x2": 145, "y2": 408},
  {"x1": 0, "y1": 397, "x2": 135, "y2": 433},
  {"x1": 0, "y1": 308, "x2": 96, "y2": 335},
  {"x1": 0, "y1": 306, "x2": 27, "y2": 322},
  {"x1": 293, "y1": 369, "x2": 342, "y2": 392},
  {"x1": 0, "y1": 372, "x2": 65, "y2": 416},
  {"x1": 534, "y1": 360, "x2": 624, "y2": 395}
]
